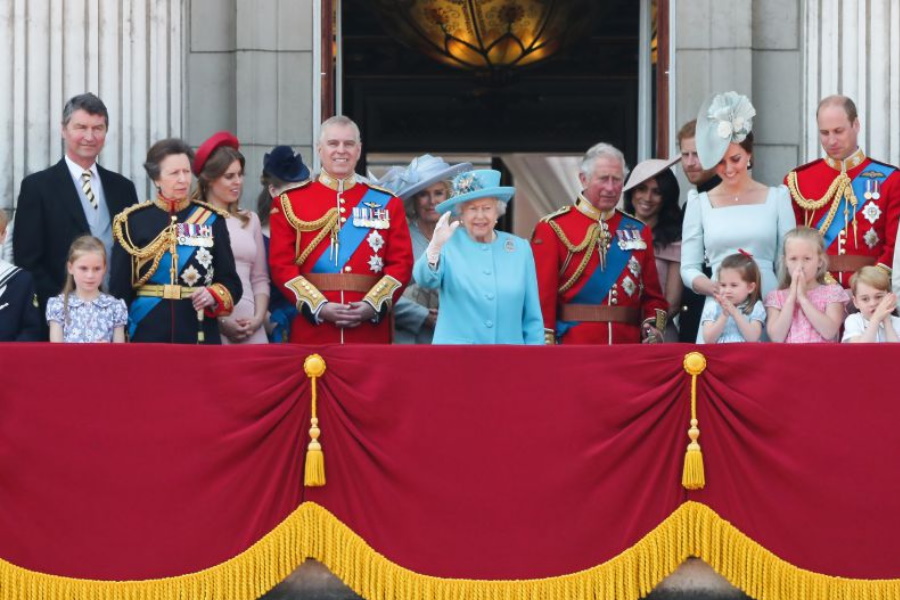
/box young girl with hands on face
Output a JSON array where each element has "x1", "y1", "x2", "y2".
[
  {"x1": 701, "y1": 251, "x2": 766, "y2": 343},
  {"x1": 765, "y1": 227, "x2": 849, "y2": 343},
  {"x1": 842, "y1": 266, "x2": 900, "y2": 343}
]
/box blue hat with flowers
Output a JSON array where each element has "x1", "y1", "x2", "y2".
[
  {"x1": 263, "y1": 145, "x2": 310, "y2": 182},
  {"x1": 435, "y1": 169, "x2": 515, "y2": 214},
  {"x1": 377, "y1": 154, "x2": 472, "y2": 201},
  {"x1": 695, "y1": 91, "x2": 756, "y2": 169}
]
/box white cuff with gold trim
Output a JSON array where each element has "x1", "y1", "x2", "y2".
[
  {"x1": 285, "y1": 275, "x2": 327, "y2": 313},
  {"x1": 363, "y1": 275, "x2": 402, "y2": 313}
]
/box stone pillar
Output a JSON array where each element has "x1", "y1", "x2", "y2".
[
  {"x1": 802, "y1": 0, "x2": 900, "y2": 166},
  {"x1": 1, "y1": 0, "x2": 184, "y2": 212},
  {"x1": 185, "y1": 0, "x2": 317, "y2": 210}
]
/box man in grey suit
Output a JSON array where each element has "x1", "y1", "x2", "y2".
[{"x1": 12, "y1": 93, "x2": 139, "y2": 337}]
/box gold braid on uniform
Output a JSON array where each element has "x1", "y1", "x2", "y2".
[
  {"x1": 112, "y1": 204, "x2": 177, "y2": 288},
  {"x1": 786, "y1": 171, "x2": 855, "y2": 231},
  {"x1": 547, "y1": 221, "x2": 601, "y2": 294},
  {"x1": 279, "y1": 194, "x2": 341, "y2": 267}
]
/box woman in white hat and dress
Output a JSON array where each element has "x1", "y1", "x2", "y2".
[
  {"x1": 622, "y1": 156, "x2": 683, "y2": 342},
  {"x1": 411, "y1": 169, "x2": 544, "y2": 345},
  {"x1": 680, "y1": 91, "x2": 796, "y2": 342}
]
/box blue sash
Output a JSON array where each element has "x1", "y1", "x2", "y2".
[
  {"x1": 310, "y1": 188, "x2": 391, "y2": 274},
  {"x1": 128, "y1": 208, "x2": 218, "y2": 337},
  {"x1": 556, "y1": 218, "x2": 644, "y2": 339},
  {"x1": 817, "y1": 162, "x2": 896, "y2": 249}
]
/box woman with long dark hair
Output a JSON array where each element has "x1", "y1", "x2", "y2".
[{"x1": 623, "y1": 157, "x2": 683, "y2": 341}]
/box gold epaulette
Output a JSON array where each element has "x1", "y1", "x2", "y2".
[
  {"x1": 113, "y1": 200, "x2": 155, "y2": 225},
  {"x1": 191, "y1": 200, "x2": 230, "y2": 218},
  {"x1": 366, "y1": 182, "x2": 397, "y2": 196},
  {"x1": 281, "y1": 179, "x2": 312, "y2": 193},
  {"x1": 539, "y1": 205, "x2": 572, "y2": 223},
  {"x1": 617, "y1": 208, "x2": 648, "y2": 226},
  {"x1": 790, "y1": 158, "x2": 821, "y2": 175}
]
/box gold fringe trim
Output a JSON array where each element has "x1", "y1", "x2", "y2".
[{"x1": 1, "y1": 502, "x2": 899, "y2": 600}]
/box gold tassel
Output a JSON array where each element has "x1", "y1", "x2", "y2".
[
  {"x1": 681, "y1": 352, "x2": 707, "y2": 490},
  {"x1": 303, "y1": 354, "x2": 327, "y2": 487}
]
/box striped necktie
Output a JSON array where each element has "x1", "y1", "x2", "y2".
[{"x1": 82, "y1": 170, "x2": 98, "y2": 210}]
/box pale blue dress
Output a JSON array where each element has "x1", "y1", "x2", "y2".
[
  {"x1": 413, "y1": 229, "x2": 544, "y2": 345},
  {"x1": 700, "y1": 300, "x2": 766, "y2": 343},
  {"x1": 680, "y1": 185, "x2": 796, "y2": 343}
]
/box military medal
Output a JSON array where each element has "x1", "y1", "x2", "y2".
[
  {"x1": 864, "y1": 180, "x2": 873, "y2": 200},
  {"x1": 353, "y1": 202, "x2": 391, "y2": 229},
  {"x1": 628, "y1": 256, "x2": 641, "y2": 278},
  {"x1": 862, "y1": 203, "x2": 882, "y2": 225},
  {"x1": 195, "y1": 247, "x2": 213, "y2": 270},
  {"x1": 181, "y1": 265, "x2": 201, "y2": 287},
  {"x1": 864, "y1": 229, "x2": 880, "y2": 249},
  {"x1": 367, "y1": 255, "x2": 384, "y2": 273},
  {"x1": 367, "y1": 230, "x2": 385, "y2": 252},
  {"x1": 872, "y1": 180, "x2": 881, "y2": 200}
]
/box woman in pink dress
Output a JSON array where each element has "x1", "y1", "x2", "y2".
[
  {"x1": 623, "y1": 157, "x2": 683, "y2": 342},
  {"x1": 193, "y1": 132, "x2": 270, "y2": 344}
]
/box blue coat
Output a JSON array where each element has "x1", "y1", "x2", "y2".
[{"x1": 413, "y1": 229, "x2": 543, "y2": 345}]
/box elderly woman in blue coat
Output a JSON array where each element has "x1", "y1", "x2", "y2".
[{"x1": 412, "y1": 169, "x2": 544, "y2": 344}]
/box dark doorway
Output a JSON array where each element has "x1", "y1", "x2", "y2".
[{"x1": 341, "y1": 0, "x2": 641, "y2": 165}]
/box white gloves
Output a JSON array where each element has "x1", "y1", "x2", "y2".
[{"x1": 425, "y1": 212, "x2": 459, "y2": 265}]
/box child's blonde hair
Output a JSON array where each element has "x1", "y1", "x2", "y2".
[
  {"x1": 777, "y1": 227, "x2": 830, "y2": 288},
  {"x1": 0, "y1": 208, "x2": 9, "y2": 234},
  {"x1": 717, "y1": 252, "x2": 761, "y2": 313},
  {"x1": 849, "y1": 265, "x2": 891, "y2": 295},
  {"x1": 61, "y1": 236, "x2": 108, "y2": 324}
]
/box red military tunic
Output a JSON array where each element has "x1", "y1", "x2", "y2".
[
  {"x1": 269, "y1": 171, "x2": 413, "y2": 344},
  {"x1": 530, "y1": 196, "x2": 668, "y2": 345},
  {"x1": 786, "y1": 149, "x2": 900, "y2": 286}
]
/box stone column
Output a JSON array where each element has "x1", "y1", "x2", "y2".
[
  {"x1": 802, "y1": 0, "x2": 900, "y2": 166},
  {"x1": 185, "y1": 0, "x2": 317, "y2": 210}
]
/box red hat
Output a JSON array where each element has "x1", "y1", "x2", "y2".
[{"x1": 193, "y1": 131, "x2": 240, "y2": 175}]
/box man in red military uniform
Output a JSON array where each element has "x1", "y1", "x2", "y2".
[
  {"x1": 531, "y1": 143, "x2": 667, "y2": 344},
  {"x1": 786, "y1": 95, "x2": 900, "y2": 287},
  {"x1": 269, "y1": 116, "x2": 413, "y2": 344}
]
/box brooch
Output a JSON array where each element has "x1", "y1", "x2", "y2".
[
  {"x1": 368, "y1": 255, "x2": 384, "y2": 273},
  {"x1": 862, "y1": 202, "x2": 882, "y2": 224}
]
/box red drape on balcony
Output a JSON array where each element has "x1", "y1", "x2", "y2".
[{"x1": 0, "y1": 343, "x2": 898, "y2": 600}]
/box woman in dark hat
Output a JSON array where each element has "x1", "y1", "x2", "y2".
[
  {"x1": 255, "y1": 145, "x2": 310, "y2": 342},
  {"x1": 109, "y1": 138, "x2": 242, "y2": 343}
]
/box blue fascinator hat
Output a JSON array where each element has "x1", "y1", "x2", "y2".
[
  {"x1": 263, "y1": 146, "x2": 310, "y2": 182},
  {"x1": 695, "y1": 91, "x2": 757, "y2": 169},
  {"x1": 435, "y1": 169, "x2": 516, "y2": 214}
]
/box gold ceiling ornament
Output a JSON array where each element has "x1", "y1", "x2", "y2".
[{"x1": 370, "y1": 0, "x2": 594, "y2": 73}]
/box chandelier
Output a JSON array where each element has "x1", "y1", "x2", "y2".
[{"x1": 369, "y1": 0, "x2": 593, "y2": 73}]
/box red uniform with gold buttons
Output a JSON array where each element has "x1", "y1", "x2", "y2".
[
  {"x1": 786, "y1": 149, "x2": 900, "y2": 286},
  {"x1": 268, "y1": 171, "x2": 413, "y2": 344},
  {"x1": 530, "y1": 196, "x2": 667, "y2": 344}
]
